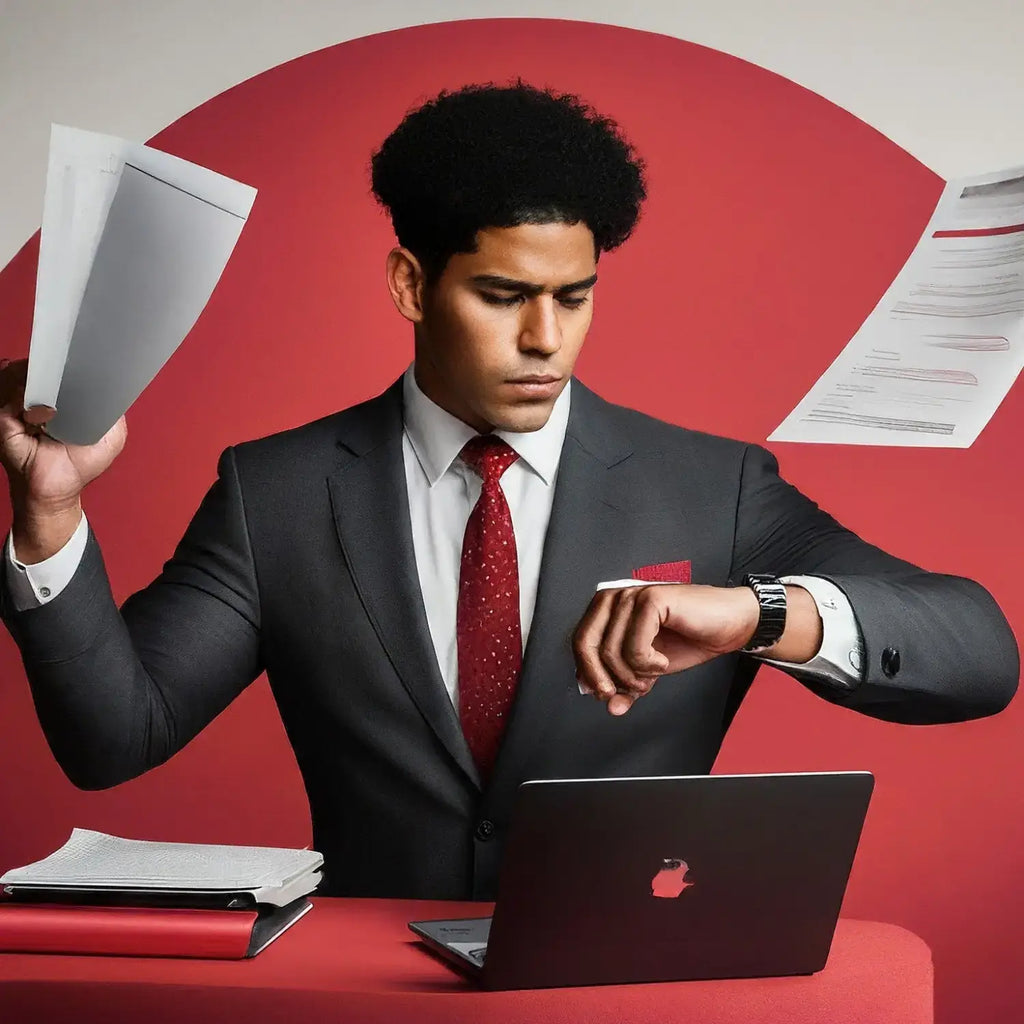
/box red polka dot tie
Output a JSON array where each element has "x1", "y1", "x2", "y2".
[{"x1": 457, "y1": 435, "x2": 522, "y2": 782}]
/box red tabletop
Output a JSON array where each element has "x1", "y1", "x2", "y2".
[{"x1": 0, "y1": 898, "x2": 933, "y2": 1023}]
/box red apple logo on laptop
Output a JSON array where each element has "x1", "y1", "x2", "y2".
[{"x1": 651, "y1": 858, "x2": 693, "y2": 898}]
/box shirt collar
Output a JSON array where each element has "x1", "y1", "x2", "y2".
[{"x1": 402, "y1": 364, "x2": 570, "y2": 487}]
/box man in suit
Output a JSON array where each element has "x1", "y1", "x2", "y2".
[{"x1": 0, "y1": 84, "x2": 1018, "y2": 899}]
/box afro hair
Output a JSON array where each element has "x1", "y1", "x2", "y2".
[{"x1": 370, "y1": 81, "x2": 647, "y2": 280}]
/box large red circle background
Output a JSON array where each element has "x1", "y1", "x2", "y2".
[{"x1": 0, "y1": 19, "x2": 1020, "y2": 1021}]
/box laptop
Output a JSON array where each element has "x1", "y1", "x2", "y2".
[{"x1": 409, "y1": 771, "x2": 873, "y2": 989}]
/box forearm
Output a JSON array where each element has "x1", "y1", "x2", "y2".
[
  {"x1": 9, "y1": 491, "x2": 83, "y2": 564},
  {"x1": 2, "y1": 448, "x2": 265, "y2": 786},
  {"x1": 808, "y1": 571, "x2": 1019, "y2": 723},
  {"x1": 732, "y1": 442, "x2": 1019, "y2": 723},
  {"x1": 6, "y1": 529, "x2": 263, "y2": 788},
  {"x1": 4, "y1": 535, "x2": 178, "y2": 788}
]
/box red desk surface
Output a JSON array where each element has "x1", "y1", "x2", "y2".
[{"x1": 0, "y1": 897, "x2": 933, "y2": 1024}]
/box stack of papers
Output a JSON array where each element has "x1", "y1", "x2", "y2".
[{"x1": 1, "y1": 828, "x2": 322, "y2": 908}]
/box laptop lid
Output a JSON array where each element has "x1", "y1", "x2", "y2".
[{"x1": 479, "y1": 771, "x2": 873, "y2": 989}]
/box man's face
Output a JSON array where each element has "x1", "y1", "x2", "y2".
[{"x1": 413, "y1": 221, "x2": 598, "y2": 433}]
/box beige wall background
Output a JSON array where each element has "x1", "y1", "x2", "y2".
[{"x1": 2, "y1": 0, "x2": 1024, "y2": 268}]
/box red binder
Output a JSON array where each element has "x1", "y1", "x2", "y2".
[{"x1": 0, "y1": 898, "x2": 310, "y2": 958}]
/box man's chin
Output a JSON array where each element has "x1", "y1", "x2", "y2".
[{"x1": 486, "y1": 401, "x2": 555, "y2": 433}]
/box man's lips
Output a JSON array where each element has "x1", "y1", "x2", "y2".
[{"x1": 503, "y1": 376, "x2": 562, "y2": 399}]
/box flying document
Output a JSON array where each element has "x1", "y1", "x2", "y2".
[
  {"x1": 25, "y1": 124, "x2": 257, "y2": 445},
  {"x1": 770, "y1": 166, "x2": 1024, "y2": 447}
]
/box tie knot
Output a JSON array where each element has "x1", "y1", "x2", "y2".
[{"x1": 460, "y1": 435, "x2": 519, "y2": 483}]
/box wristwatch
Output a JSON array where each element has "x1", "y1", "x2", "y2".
[{"x1": 740, "y1": 574, "x2": 787, "y2": 652}]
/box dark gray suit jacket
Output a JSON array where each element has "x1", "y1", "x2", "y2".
[{"x1": 2, "y1": 378, "x2": 1018, "y2": 898}]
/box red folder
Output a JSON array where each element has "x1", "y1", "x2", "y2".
[{"x1": 0, "y1": 899, "x2": 308, "y2": 958}]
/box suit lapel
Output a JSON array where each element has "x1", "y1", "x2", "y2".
[
  {"x1": 326, "y1": 379, "x2": 480, "y2": 789},
  {"x1": 488, "y1": 381, "x2": 636, "y2": 795},
  {"x1": 325, "y1": 377, "x2": 647, "y2": 795}
]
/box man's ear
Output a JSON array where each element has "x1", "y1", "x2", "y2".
[{"x1": 386, "y1": 247, "x2": 427, "y2": 323}]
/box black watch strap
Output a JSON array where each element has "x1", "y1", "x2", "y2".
[{"x1": 741, "y1": 574, "x2": 787, "y2": 652}]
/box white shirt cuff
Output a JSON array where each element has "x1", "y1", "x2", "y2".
[
  {"x1": 759, "y1": 575, "x2": 865, "y2": 689},
  {"x1": 5, "y1": 511, "x2": 89, "y2": 609},
  {"x1": 594, "y1": 579, "x2": 676, "y2": 592}
]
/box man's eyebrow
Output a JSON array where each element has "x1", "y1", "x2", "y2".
[{"x1": 470, "y1": 273, "x2": 599, "y2": 296}]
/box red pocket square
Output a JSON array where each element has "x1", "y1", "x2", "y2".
[{"x1": 632, "y1": 560, "x2": 691, "y2": 584}]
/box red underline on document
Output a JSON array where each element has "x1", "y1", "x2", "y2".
[{"x1": 933, "y1": 222, "x2": 1024, "y2": 238}]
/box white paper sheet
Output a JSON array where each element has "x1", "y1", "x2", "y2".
[
  {"x1": 770, "y1": 165, "x2": 1024, "y2": 447},
  {"x1": 26, "y1": 124, "x2": 257, "y2": 445}
]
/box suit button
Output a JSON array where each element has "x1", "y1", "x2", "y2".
[
  {"x1": 881, "y1": 647, "x2": 901, "y2": 678},
  {"x1": 475, "y1": 819, "x2": 495, "y2": 841}
]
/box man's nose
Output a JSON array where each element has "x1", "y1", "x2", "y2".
[{"x1": 519, "y1": 297, "x2": 562, "y2": 354}]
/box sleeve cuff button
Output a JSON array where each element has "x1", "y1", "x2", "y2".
[{"x1": 881, "y1": 646, "x2": 901, "y2": 677}]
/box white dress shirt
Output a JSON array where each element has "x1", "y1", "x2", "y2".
[
  {"x1": 402, "y1": 365, "x2": 568, "y2": 704},
  {"x1": 5, "y1": 367, "x2": 864, "y2": 698}
]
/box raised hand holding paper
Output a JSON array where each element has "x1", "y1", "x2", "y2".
[{"x1": 26, "y1": 124, "x2": 257, "y2": 445}]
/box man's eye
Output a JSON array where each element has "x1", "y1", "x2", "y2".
[
  {"x1": 480, "y1": 292, "x2": 523, "y2": 307},
  {"x1": 478, "y1": 292, "x2": 590, "y2": 309}
]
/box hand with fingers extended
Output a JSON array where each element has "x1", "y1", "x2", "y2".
[
  {"x1": 0, "y1": 357, "x2": 127, "y2": 563},
  {"x1": 571, "y1": 581, "x2": 824, "y2": 716}
]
